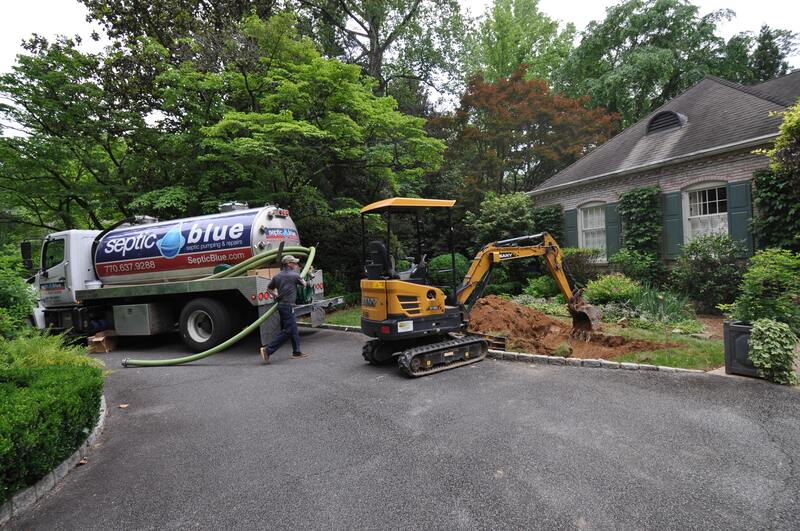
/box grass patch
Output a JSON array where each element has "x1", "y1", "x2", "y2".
[
  {"x1": 603, "y1": 323, "x2": 724, "y2": 371},
  {"x1": 324, "y1": 307, "x2": 362, "y2": 327}
]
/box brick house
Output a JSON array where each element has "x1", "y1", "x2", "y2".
[{"x1": 528, "y1": 70, "x2": 800, "y2": 260}]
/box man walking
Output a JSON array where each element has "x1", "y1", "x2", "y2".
[{"x1": 260, "y1": 255, "x2": 309, "y2": 363}]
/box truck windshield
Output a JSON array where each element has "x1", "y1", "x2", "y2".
[{"x1": 42, "y1": 238, "x2": 65, "y2": 270}]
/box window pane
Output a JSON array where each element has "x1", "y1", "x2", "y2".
[
  {"x1": 719, "y1": 200, "x2": 727, "y2": 213},
  {"x1": 43, "y1": 239, "x2": 65, "y2": 270},
  {"x1": 718, "y1": 187, "x2": 727, "y2": 200}
]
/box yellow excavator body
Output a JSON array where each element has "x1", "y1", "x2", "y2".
[{"x1": 359, "y1": 197, "x2": 600, "y2": 377}]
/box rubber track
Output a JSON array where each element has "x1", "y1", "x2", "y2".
[{"x1": 397, "y1": 336, "x2": 488, "y2": 378}]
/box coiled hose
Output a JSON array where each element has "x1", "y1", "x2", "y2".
[{"x1": 122, "y1": 246, "x2": 316, "y2": 367}]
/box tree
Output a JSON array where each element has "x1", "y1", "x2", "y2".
[
  {"x1": 296, "y1": 0, "x2": 469, "y2": 95},
  {"x1": 464, "y1": 0, "x2": 574, "y2": 82},
  {"x1": 750, "y1": 25, "x2": 796, "y2": 82},
  {"x1": 438, "y1": 66, "x2": 617, "y2": 207},
  {"x1": 0, "y1": 13, "x2": 445, "y2": 240},
  {"x1": 558, "y1": 0, "x2": 733, "y2": 127}
]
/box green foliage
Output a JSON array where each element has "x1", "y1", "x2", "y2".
[
  {"x1": 523, "y1": 275, "x2": 559, "y2": 298},
  {"x1": 0, "y1": 248, "x2": 35, "y2": 339},
  {"x1": 610, "y1": 249, "x2": 662, "y2": 285},
  {"x1": 464, "y1": 0, "x2": 575, "y2": 82},
  {"x1": 669, "y1": 234, "x2": 745, "y2": 314},
  {"x1": 511, "y1": 294, "x2": 570, "y2": 316},
  {"x1": 617, "y1": 186, "x2": 662, "y2": 255},
  {"x1": 428, "y1": 253, "x2": 470, "y2": 287},
  {"x1": 0, "y1": 333, "x2": 103, "y2": 504},
  {"x1": 732, "y1": 249, "x2": 800, "y2": 334},
  {"x1": 323, "y1": 308, "x2": 362, "y2": 327},
  {"x1": 556, "y1": 1, "x2": 796, "y2": 126},
  {"x1": 531, "y1": 204, "x2": 564, "y2": 242},
  {"x1": 749, "y1": 319, "x2": 798, "y2": 385},
  {"x1": 0, "y1": 365, "x2": 103, "y2": 504},
  {"x1": 586, "y1": 274, "x2": 641, "y2": 304},
  {"x1": 630, "y1": 285, "x2": 696, "y2": 324},
  {"x1": 562, "y1": 247, "x2": 603, "y2": 286},
  {"x1": 464, "y1": 192, "x2": 536, "y2": 246},
  {"x1": 754, "y1": 102, "x2": 800, "y2": 251},
  {"x1": 0, "y1": 331, "x2": 104, "y2": 370}
]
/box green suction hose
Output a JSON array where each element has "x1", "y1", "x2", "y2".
[{"x1": 122, "y1": 246, "x2": 316, "y2": 367}]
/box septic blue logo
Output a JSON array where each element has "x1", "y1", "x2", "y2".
[{"x1": 156, "y1": 223, "x2": 186, "y2": 259}]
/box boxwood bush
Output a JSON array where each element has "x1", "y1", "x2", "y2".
[
  {"x1": 669, "y1": 234, "x2": 745, "y2": 314},
  {"x1": 0, "y1": 333, "x2": 103, "y2": 505},
  {"x1": 586, "y1": 274, "x2": 641, "y2": 304}
]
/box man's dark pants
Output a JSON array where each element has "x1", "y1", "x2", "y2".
[{"x1": 266, "y1": 303, "x2": 301, "y2": 355}]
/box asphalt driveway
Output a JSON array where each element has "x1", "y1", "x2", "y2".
[{"x1": 10, "y1": 329, "x2": 800, "y2": 530}]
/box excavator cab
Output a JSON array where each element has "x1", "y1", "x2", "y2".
[
  {"x1": 359, "y1": 197, "x2": 600, "y2": 377},
  {"x1": 360, "y1": 199, "x2": 466, "y2": 347}
]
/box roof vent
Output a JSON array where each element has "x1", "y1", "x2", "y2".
[{"x1": 647, "y1": 111, "x2": 685, "y2": 134}]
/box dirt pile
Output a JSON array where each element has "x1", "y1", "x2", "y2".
[{"x1": 468, "y1": 295, "x2": 671, "y2": 359}]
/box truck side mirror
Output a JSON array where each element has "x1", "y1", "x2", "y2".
[{"x1": 20, "y1": 241, "x2": 33, "y2": 274}]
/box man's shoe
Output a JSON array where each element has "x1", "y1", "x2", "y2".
[
  {"x1": 260, "y1": 347, "x2": 271, "y2": 364},
  {"x1": 291, "y1": 352, "x2": 309, "y2": 359}
]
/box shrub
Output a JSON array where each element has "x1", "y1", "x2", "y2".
[
  {"x1": 0, "y1": 365, "x2": 103, "y2": 504},
  {"x1": 748, "y1": 319, "x2": 798, "y2": 385},
  {"x1": 562, "y1": 247, "x2": 603, "y2": 286},
  {"x1": 751, "y1": 169, "x2": 800, "y2": 251},
  {"x1": 464, "y1": 193, "x2": 535, "y2": 246},
  {"x1": 732, "y1": 249, "x2": 800, "y2": 334},
  {"x1": 531, "y1": 205, "x2": 564, "y2": 242},
  {"x1": 609, "y1": 249, "x2": 664, "y2": 285},
  {"x1": 0, "y1": 250, "x2": 35, "y2": 339},
  {"x1": 0, "y1": 331, "x2": 104, "y2": 370},
  {"x1": 586, "y1": 274, "x2": 641, "y2": 304},
  {"x1": 523, "y1": 275, "x2": 559, "y2": 298},
  {"x1": 669, "y1": 234, "x2": 746, "y2": 314},
  {"x1": 428, "y1": 253, "x2": 470, "y2": 287}
]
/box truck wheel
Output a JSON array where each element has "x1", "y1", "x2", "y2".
[{"x1": 179, "y1": 298, "x2": 233, "y2": 352}]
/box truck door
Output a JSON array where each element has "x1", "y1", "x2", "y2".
[{"x1": 39, "y1": 236, "x2": 74, "y2": 307}]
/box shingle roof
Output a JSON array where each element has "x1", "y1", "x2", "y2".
[{"x1": 531, "y1": 72, "x2": 800, "y2": 194}]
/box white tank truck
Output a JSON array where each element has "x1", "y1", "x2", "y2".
[{"x1": 23, "y1": 202, "x2": 342, "y2": 352}]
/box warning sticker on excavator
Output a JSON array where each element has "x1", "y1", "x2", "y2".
[{"x1": 397, "y1": 321, "x2": 414, "y2": 333}]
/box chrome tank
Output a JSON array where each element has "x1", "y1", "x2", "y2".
[{"x1": 94, "y1": 206, "x2": 300, "y2": 284}]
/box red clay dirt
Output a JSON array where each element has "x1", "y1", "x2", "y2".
[{"x1": 467, "y1": 295, "x2": 672, "y2": 360}]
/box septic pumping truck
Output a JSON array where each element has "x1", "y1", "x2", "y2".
[{"x1": 22, "y1": 202, "x2": 342, "y2": 366}]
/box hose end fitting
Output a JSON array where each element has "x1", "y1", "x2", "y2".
[{"x1": 121, "y1": 358, "x2": 130, "y2": 368}]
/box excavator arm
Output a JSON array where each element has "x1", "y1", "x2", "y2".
[{"x1": 456, "y1": 232, "x2": 600, "y2": 333}]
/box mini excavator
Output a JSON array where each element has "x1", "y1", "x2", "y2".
[{"x1": 359, "y1": 198, "x2": 601, "y2": 377}]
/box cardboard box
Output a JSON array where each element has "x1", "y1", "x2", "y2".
[
  {"x1": 247, "y1": 267, "x2": 281, "y2": 279},
  {"x1": 88, "y1": 330, "x2": 118, "y2": 353}
]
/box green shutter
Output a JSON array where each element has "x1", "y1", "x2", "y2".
[
  {"x1": 564, "y1": 209, "x2": 578, "y2": 248},
  {"x1": 605, "y1": 203, "x2": 621, "y2": 257},
  {"x1": 727, "y1": 180, "x2": 754, "y2": 255},
  {"x1": 662, "y1": 192, "x2": 683, "y2": 259}
]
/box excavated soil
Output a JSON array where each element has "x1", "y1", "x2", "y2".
[{"x1": 468, "y1": 295, "x2": 672, "y2": 360}]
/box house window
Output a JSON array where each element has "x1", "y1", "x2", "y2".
[
  {"x1": 684, "y1": 183, "x2": 728, "y2": 242},
  {"x1": 578, "y1": 202, "x2": 606, "y2": 258}
]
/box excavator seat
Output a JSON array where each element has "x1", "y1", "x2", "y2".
[{"x1": 366, "y1": 240, "x2": 400, "y2": 280}]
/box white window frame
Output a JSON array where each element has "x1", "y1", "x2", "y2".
[
  {"x1": 681, "y1": 181, "x2": 729, "y2": 244},
  {"x1": 577, "y1": 201, "x2": 607, "y2": 261}
]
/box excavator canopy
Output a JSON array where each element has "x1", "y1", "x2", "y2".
[{"x1": 360, "y1": 197, "x2": 456, "y2": 214}]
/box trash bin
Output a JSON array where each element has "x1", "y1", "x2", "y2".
[{"x1": 723, "y1": 320, "x2": 757, "y2": 377}]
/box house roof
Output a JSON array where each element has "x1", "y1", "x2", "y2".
[{"x1": 530, "y1": 71, "x2": 800, "y2": 195}]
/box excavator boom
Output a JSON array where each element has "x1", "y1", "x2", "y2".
[{"x1": 457, "y1": 232, "x2": 600, "y2": 334}]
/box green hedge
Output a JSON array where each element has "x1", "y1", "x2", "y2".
[{"x1": 0, "y1": 365, "x2": 102, "y2": 504}]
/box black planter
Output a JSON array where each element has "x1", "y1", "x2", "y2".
[{"x1": 723, "y1": 320, "x2": 758, "y2": 377}]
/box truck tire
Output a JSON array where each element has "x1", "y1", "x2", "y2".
[{"x1": 179, "y1": 298, "x2": 233, "y2": 352}]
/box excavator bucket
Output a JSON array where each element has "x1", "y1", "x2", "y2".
[{"x1": 567, "y1": 289, "x2": 601, "y2": 337}]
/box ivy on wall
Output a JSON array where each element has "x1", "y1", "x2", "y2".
[{"x1": 617, "y1": 186, "x2": 662, "y2": 254}]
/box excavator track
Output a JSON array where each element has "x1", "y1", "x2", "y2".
[{"x1": 397, "y1": 335, "x2": 488, "y2": 378}]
